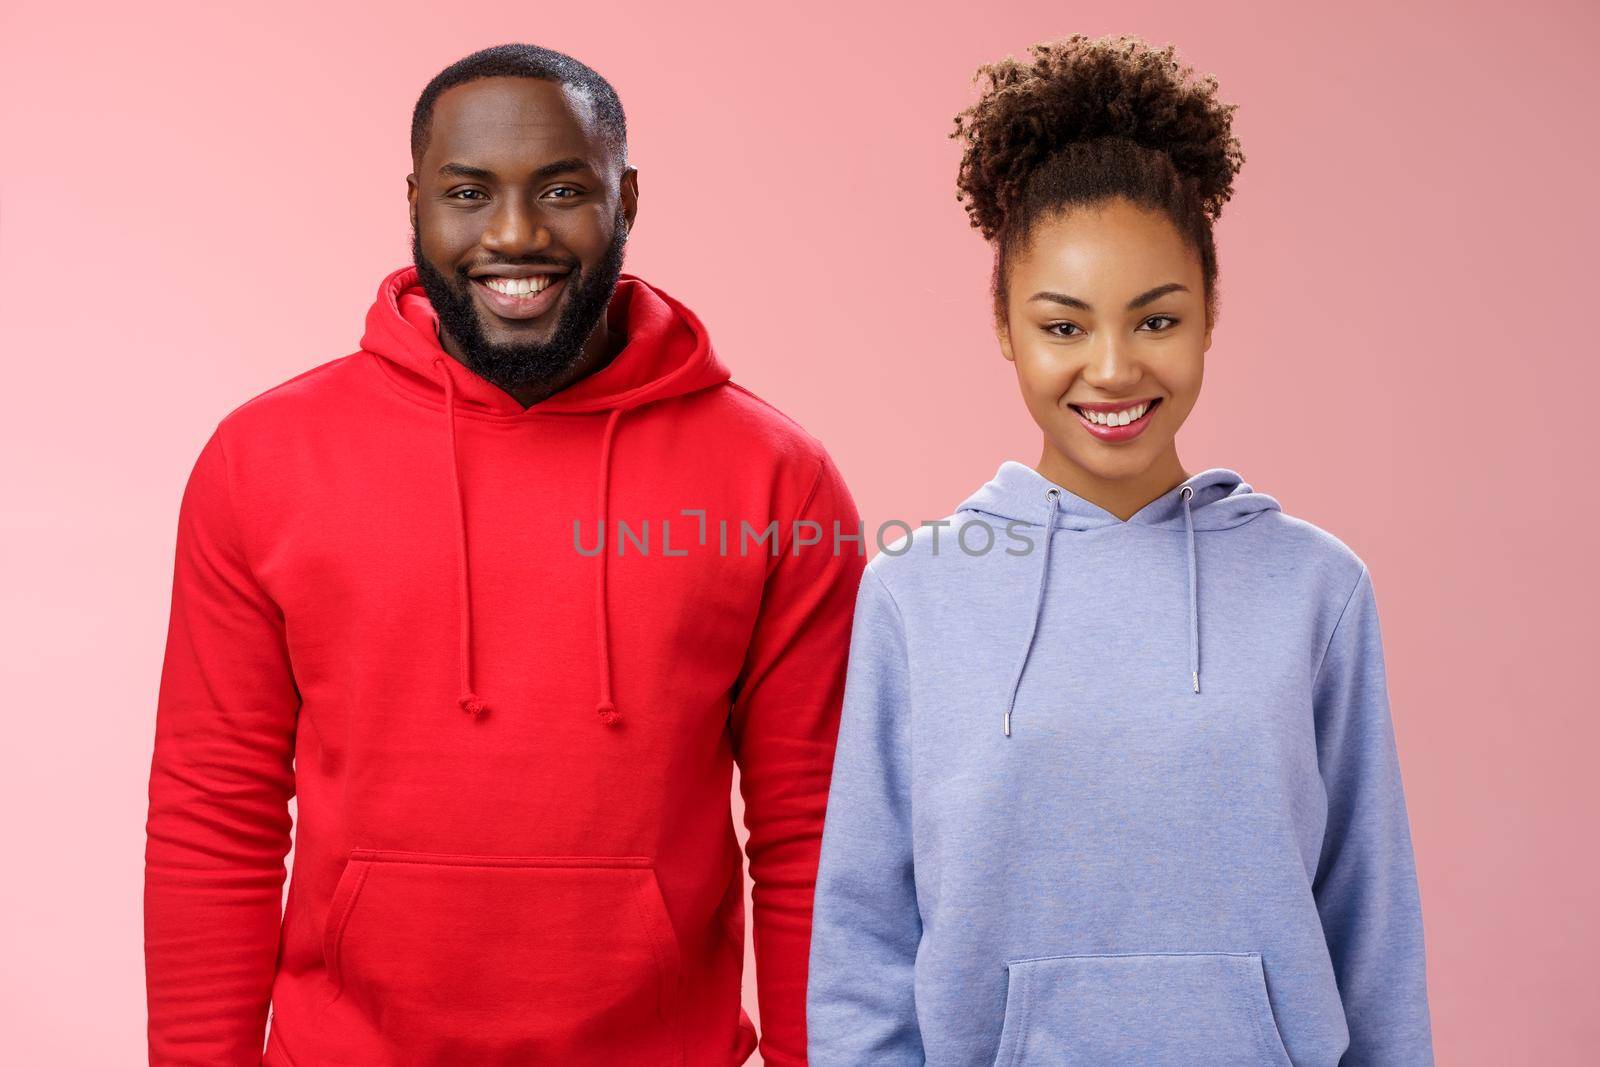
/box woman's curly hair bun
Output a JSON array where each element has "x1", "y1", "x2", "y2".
[{"x1": 951, "y1": 33, "x2": 1245, "y2": 242}]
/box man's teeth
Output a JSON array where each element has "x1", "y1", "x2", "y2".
[
  {"x1": 1080, "y1": 401, "x2": 1151, "y2": 427},
  {"x1": 482, "y1": 275, "x2": 556, "y2": 296}
]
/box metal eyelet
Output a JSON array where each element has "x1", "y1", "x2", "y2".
[
  {"x1": 1180, "y1": 485, "x2": 1194, "y2": 500},
  {"x1": 1046, "y1": 488, "x2": 1061, "y2": 500}
]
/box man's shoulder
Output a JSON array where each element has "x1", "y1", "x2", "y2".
[
  {"x1": 684, "y1": 379, "x2": 834, "y2": 468},
  {"x1": 674, "y1": 380, "x2": 858, "y2": 526},
  {"x1": 214, "y1": 352, "x2": 367, "y2": 433}
]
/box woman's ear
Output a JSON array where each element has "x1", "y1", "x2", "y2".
[
  {"x1": 996, "y1": 309, "x2": 1016, "y2": 363},
  {"x1": 992, "y1": 268, "x2": 1015, "y2": 362}
]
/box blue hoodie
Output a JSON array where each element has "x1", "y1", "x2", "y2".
[{"x1": 807, "y1": 461, "x2": 1433, "y2": 1066}]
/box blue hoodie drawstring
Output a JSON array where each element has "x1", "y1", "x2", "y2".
[
  {"x1": 1003, "y1": 481, "x2": 1202, "y2": 735},
  {"x1": 1181, "y1": 484, "x2": 1201, "y2": 694},
  {"x1": 1003, "y1": 487, "x2": 1060, "y2": 737}
]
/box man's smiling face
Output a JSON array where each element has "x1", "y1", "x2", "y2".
[{"x1": 408, "y1": 75, "x2": 638, "y2": 397}]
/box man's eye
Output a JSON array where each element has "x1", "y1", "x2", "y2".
[
  {"x1": 1142, "y1": 315, "x2": 1179, "y2": 331},
  {"x1": 450, "y1": 189, "x2": 487, "y2": 201},
  {"x1": 545, "y1": 187, "x2": 580, "y2": 199}
]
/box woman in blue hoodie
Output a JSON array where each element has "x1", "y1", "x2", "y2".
[{"x1": 807, "y1": 33, "x2": 1434, "y2": 1067}]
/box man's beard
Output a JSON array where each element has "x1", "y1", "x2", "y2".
[{"x1": 411, "y1": 214, "x2": 628, "y2": 395}]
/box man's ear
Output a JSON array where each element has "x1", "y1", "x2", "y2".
[
  {"x1": 406, "y1": 173, "x2": 419, "y2": 232},
  {"x1": 620, "y1": 165, "x2": 639, "y2": 237}
]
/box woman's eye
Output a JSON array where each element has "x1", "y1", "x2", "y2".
[
  {"x1": 1045, "y1": 322, "x2": 1082, "y2": 337},
  {"x1": 1141, "y1": 314, "x2": 1179, "y2": 331}
]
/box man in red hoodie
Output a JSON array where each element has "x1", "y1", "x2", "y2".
[{"x1": 144, "y1": 43, "x2": 865, "y2": 1067}]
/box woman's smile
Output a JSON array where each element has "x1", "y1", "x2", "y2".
[{"x1": 1068, "y1": 396, "x2": 1162, "y2": 441}]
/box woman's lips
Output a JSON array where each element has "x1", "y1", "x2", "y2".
[
  {"x1": 1070, "y1": 397, "x2": 1162, "y2": 442},
  {"x1": 470, "y1": 273, "x2": 568, "y2": 321}
]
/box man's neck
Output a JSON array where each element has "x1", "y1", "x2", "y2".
[
  {"x1": 438, "y1": 316, "x2": 629, "y2": 410},
  {"x1": 504, "y1": 320, "x2": 625, "y2": 408}
]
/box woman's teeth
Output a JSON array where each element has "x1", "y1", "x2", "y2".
[
  {"x1": 1078, "y1": 401, "x2": 1152, "y2": 426},
  {"x1": 483, "y1": 276, "x2": 556, "y2": 296}
]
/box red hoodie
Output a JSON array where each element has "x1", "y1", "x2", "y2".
[{"x1": 144, "y1": 266, "x2": 865, "y2": 1066}]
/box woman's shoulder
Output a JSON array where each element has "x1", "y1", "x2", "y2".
[
  {"x1": 862, "y1": 509, "x2": 1038, "y2": 596},
  {"x1": 1231, "y1": 505, "x2": 1370, "y2": 598}
]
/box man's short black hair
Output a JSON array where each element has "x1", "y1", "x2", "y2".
[{"x1": 411, "y1": 43, "x2": 628, "y2": 166}]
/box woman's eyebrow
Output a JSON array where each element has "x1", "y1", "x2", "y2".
[{"x1": 1029, "y1": 282, "x2": 1190, "y2": 310}]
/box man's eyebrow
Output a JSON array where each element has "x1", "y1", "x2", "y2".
[
  {"x1": 436, "y1": 157, "x2": 594, "y2": 182},
  {"x1": 529, "y1": 157, "x2": 595, "y2": 180},
  {"x1": 437, "y1": 162, "x2": 494, "y2": 181},
  {"x1": 1028, "y1": 283, "x2": 1189, "y2": 311}
]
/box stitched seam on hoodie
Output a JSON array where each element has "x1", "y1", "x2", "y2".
[
  {"x1": 213, "y1": 426, "x2": 274, "y2": 602},
  {"x1": 1309, "y1": 562, "x2": 1369, "y2": 689},
  {"x1": 864, "y1": 565, "x2": 915, "y2": 811},
  {"x1": 760, "y1": 452, "x2": 829, "y2": 581}
]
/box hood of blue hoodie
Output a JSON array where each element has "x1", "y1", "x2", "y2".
[
  {"x1": 953, "y1": 461, "x2": 1281, "y2": 733},
  {"x1": 957, "y1": 460, "x2": 1280, "y2": 532}
]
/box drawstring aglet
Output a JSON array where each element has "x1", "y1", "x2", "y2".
[
  {"x1": 1003, "y1": 708, "x2": 1012, "y2": 737},
  {"x1": 1192, "y1": 671, "x2": 1200, "y2": 694}
]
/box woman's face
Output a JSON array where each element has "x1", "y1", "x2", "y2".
[{"x1": 998, "y1": 197, "x2": 1211, "y2": 488}]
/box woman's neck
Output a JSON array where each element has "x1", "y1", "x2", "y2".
[{"x1": 1035, "y1": 443, "x2": 1191, "y2": 522}]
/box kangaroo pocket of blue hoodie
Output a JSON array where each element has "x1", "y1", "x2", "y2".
[{"x1": 991, "y1": 951, "x2": 1293, "y2": 1067}]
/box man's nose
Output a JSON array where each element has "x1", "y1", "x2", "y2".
[{"x1": 480, "y1": 196, "x2": 553, "y2": 256}]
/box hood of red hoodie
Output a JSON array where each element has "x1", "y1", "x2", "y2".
[
  {"x1": 355, "y1": 264, "x2": 734, "y2": 725},
  {"x1": 361, "y1": 264, "x2": 732, "y2": 417}
]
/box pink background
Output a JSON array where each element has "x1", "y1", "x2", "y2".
[{"x1": 3, "y1": 1, "x2": 1595, "y2": 1062}]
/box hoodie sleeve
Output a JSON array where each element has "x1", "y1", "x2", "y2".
[
  {"x1": 144, "y1": 426, "x2": 300, "y2": 1066},
  {"x1": 1310, "y1": 564, "x2": 1435, "y2": 1065},
  {"x1": 729, "y1": 449, "x2": 867, "y2": 1067},
  {"x1": 806, "y1": 564, "x2": 923, "y2": 1065}
]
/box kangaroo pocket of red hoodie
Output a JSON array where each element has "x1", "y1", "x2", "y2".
[{"x1": 321, "y1": 848, "x2": 683, "y2": 1059}]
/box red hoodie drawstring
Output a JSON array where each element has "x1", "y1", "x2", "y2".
[
  {"x1": 434, "y1": 354, "x2": 626, "y2": 728},
  {"x1": 434, "y1": 357, "x2": 489, "y2": 721},
  {"x1": 594, "y1": 407, "x2": 624, "y2": 727},
  {"x1": 369, "y1": 270, "x2": 731, "y2": 729}
]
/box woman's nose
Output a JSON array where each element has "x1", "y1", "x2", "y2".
[{"x1": 1080, "y1": 336, "x2": 1142, "y2": 390}]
